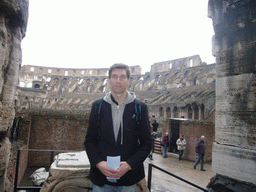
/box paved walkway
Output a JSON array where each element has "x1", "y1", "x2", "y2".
[{"x1": 144, "y1": 152, "x2": 215, "y2": 192}]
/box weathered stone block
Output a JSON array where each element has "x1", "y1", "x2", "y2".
[
  {"x1": 212, "y1": 142, "x2": 256, "y2": 185},
  {"x1": 215, "y1": 111, "x2": 256, "y2": 149}
]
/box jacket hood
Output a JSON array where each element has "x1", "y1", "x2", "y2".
[{"x1": 103, "y1": 92, "x2": 136, "y2": 144}]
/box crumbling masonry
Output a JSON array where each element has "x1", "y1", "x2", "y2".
[{"x1": 0, "y1": 0, "x2": 29, "y2": 192}]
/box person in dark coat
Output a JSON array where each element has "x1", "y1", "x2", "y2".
[
  {"x1": 148, "y1": 132, "x2": 156, "y2": 160},
  {"x1": 194, "y1": 135, "x2": 206, "y2": 171},
  {"x1": 84, "y1": 63, "x2": 152, "y2": 192},
  {"x1": 152, "y1": 120, "x2": 159, "y2": 132}
]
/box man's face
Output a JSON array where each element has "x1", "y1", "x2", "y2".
[{"x1": 110, "y1": 69, "x2": 130, "y2": 94}]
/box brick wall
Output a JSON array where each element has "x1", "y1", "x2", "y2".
[
  {"x1": 161, "y1": 119, "x2": 215, "y2": 162},
  {"x1": 27, "y1": 116, "x2": 88, "y2": 166},
  {"x1": 180, "y1": 121, "x2": 215, "y2": 162}
]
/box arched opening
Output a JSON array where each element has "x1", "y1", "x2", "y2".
[
  {"x1": 53, "y1": 77, "x2": 60, "y2": 84},
  {"x1": 194, "y1": 105, "x2": 199, "y2": 120},
  {"x1": 188, "y1": 106, "x2": 192, "y2": 119},
  {"x1": 62, "y1": 78, "x2": 68, "y2": 84},
  {"x1": 193, "y1": 76, "x2": 197, "y2": 86},
  {"x1": 200, "y1": 104, "x2": 205, "y2": 119},
  {"x1": 184, "y1": 70, "x2": 189, "y2": 77},
  {"x1": 166, "y1": 107, "x2": 171, "y2": 118},
  {"x1": 159, "y1": 107, "x2": 164, "y2": 117},
  {"x1": 34, "y1": 84, "x2": 40, "y2": 88},
  {"x1": 173, "y1": 107, "x2": 178, "y2": 118}
]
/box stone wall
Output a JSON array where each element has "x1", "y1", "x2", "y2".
[
  {"x1": 0, "y1": 0, "x2": 28, "y2": 191},
  {"x1": 208, "y1": 0, "x2": 256, "y2": 191},
  {"x1": 150, "y1": 55, "x2": 204, "y2": 76}
]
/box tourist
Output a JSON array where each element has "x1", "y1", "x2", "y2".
[
  {"x1": 148, "y1": 132, "x2": 156, "y2": 160},
  {"x1": 176, "y1": 134, "x2": 186, "y2": 162},
  {"x1": 84, "y1": 63, "x2": 152, "y2": 192},
  {"x1": 194, "y1": 135, "x2": 206, "y2": 171},
  {"x1": 152, "y1": 120, "x2": 159, "y2": 133},
  {"x1": 162, "y1": 132, "x2": 169, "y2": 158}
]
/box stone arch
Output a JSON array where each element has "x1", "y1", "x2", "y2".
[
  {"x1": 34, "y1": 84, "x2": 40, "y2": 88},
  {"x1": 200, "y1": 104, "x2": 205, "y2": 120},
  {"x1": 188, "y1": 105, "x2": 192, "y2": 119},
  {"x1": 61, "y1": 78, "x2": 68, "y2": 84},
  {"x1": 53, "y1": 77, "x2": 60, "y2": 84},
  {"x1": 159, "y1": 107, "x2": 164, "y2": 117},
  {"x1": 173, "y1": 106, "x2": 178, "y2": 118},
  {"x1": 184, "y1": 70, "x2": 190, "y2": 77},
  {"x1": 193, "y1": 76, "x2": 197, "y2": 86},
  {"x1": 155, "y1": 74, "x2": 161, "y2": 79},
  {"x1": 145, "y1": 75, "x2": 151, "y2": 80},
  {"x1": 94, "y1": 78, "x2": 99, "y2": 82},
  {"x1": 166, "y1": 107, "x2": 171, "y2": 118},
  {"x1": 194, "y1": 105, "x2": 199, "y2": 120}
]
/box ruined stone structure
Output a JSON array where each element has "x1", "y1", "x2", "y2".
[
  {"x1": 0, "y1": 1, "x2": 28, "y2": 192},
  {"x1": 17, "y1": 56, "x2": 216, "y2": 120},
  {"x1": 207, "y1": 0, "x2": 256, "y2": 191}
]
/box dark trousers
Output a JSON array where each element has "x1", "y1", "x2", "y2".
[
  {"x1": 178, "y1": 150, "x2": 183, "y2": 160},
  {"x1": 194, "y1": 153, "x2": 205, "y2": 170}
]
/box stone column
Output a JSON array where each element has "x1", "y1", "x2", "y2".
[{"x1": 208, "y1": 0, "x2": 256, "y2": 191}]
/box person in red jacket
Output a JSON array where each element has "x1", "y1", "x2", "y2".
[{"x1": 84, "y1": 63, "x2": 152, "y2": 192}]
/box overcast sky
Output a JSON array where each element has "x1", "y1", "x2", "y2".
[{"x1": 21, "y1": 0, "x2": 215, "y2": 73}]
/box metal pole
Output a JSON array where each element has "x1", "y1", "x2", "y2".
[
  {"x1": 147, "y1": 163, "x2": 152, "y2": 191},
  {"x1": 51, "y1": 151, "x2": 55, "y2": 164},
  {"x1": 147, "y1": 162, "x2": 208, "y2": 192}
]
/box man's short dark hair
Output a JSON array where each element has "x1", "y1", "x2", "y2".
[{"x1": 109, "y1": 63, "x2": 131, "y2": 79}]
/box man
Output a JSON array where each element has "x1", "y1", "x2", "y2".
[
  {"x1": 162, "y1": 132, "x2": 169, "y2": 158},
  {"x1": 194, "y1": 135, "x2": 206, "y2": 171},
  {"x1": 84, "y1": 63, "x2": 152, "y2": 192},
  {"x1": 148, "y1": 132, "x2": 156, "y2": 160},
  {"x1": 176, "y1": 134, "x2": 186, "y2": 162}
]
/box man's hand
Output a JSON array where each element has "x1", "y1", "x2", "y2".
[
  {"x1": 96, "y1": 161, "x2": 119, "y2": 178},
  {"x1": 116, "y1": 161, "x2": 131, "y2": 178},
  {"x1": 96, "y1": 161, "x2": 131, "y2": 178}
]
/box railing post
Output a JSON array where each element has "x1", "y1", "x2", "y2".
[
  {"x1": 51, "y1": 151, "x2": 55, "y2": 164},
  {"x1": 14, "y1": 149, "x2": 20, "y2": 192},
  {"x1": 147, "y1": 163, "x2": 152, "y2": 191}
]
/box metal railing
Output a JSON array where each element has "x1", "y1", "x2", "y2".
[{"x1": 146, "y1": 161, "x2": 208, "y2": 192}]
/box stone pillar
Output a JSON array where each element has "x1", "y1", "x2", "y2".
[
  {"x1": 0, "y1": 1, "x2": 28, "y2": 191},
  {"x1": 208, "y1": 0, "x2": 256, "y2": 191}
]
